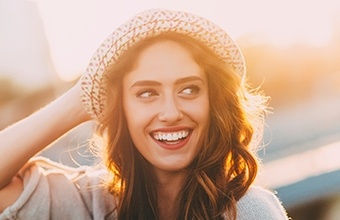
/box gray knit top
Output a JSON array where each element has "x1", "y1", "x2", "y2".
[{"x1": 0, "y1": 158, "x2": 288, "y2": 220}]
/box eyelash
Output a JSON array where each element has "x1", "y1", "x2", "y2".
[
  {"x1": 135, "y1": 84, "x2": 202, "y2": 99},
  {"x1": 136, "y1": 89, "x2": 158, "y2": 98},
  {"x1": 180, "y1": 84, "x2": 201, "y2": 96}
]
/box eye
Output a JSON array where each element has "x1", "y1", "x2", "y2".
[
  {"x1": 180, "y1": 85, "x2": 201, "y2": 96},
  {"x1": 136, "y1": 89, "x2": 158, "y2": 98}
]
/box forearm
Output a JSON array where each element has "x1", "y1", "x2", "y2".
[{"x1": 0, "y1": 84, "x2": 90, "y2": 189}]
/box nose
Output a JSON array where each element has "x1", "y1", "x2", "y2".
[{"x1": 158, "y1": 95, "x2": 183, "y2": 123}]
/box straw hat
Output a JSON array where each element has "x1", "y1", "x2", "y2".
[{"x1": 81, "y1": 8, "x2": 245, "y2": 122}]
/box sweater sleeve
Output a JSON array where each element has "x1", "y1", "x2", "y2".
[
  {"x1": 236, "y1": 185, "x2": 289, "y2": 220},
  {"x1": 0, "y1": 157, "x2": 116, "y2": 220}
]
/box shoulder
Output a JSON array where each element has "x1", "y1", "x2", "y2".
[
  {"x1": 236, "y1": 185, "x2": 289, "y2": 220},
  {"x1": 0, "y1": 157, "x2": 116, "y2": 219}
]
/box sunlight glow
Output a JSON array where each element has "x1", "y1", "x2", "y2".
[
  {"x1": 258, "y1": 141, "x2": 340, "y2": 188},
  {"x1": 55, "y1": 70, "x2": 80, "y2": 82},
  {"x1": 260, "y1": 3, "x2": 333, "y2": 47},
  {"x1": 31, "y1": 0, "x2": 340, "y2": 81}
]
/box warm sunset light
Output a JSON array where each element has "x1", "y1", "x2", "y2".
[
  {"x1": 2, "y1": 1, "x2": 340, "y2": 219},
  {"x1": 263, "y1": 6, "x2": 333, "y2": 47},
  {"x1": 31, "y1": 0, "x2": 340, "y2": 81}
]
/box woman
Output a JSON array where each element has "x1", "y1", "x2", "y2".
[{"x1": 0, "y1": 9, "x2": 288, "y2": 219}]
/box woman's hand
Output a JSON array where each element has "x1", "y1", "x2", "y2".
[
  {"x1": 0, "y1": 81, "x2": 91, "y2": 190},
  {"x1": 65, "y1": 80, "x2": 93, "y2": 123}
]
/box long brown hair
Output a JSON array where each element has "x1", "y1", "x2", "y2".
[{"x1": 95, "y1": 32, "x2": 268, "y2": 219}]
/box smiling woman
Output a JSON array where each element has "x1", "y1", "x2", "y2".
[
  {"x1": 0, "y1": 8, "x2": 288, "y2": 220},
  {"x1": 122, "y1": 40, "x2": 210, "y2": 174}
]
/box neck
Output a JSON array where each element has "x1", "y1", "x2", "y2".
[{"x1": 154, "y1": 169, "x2": 187, "y2": 220}]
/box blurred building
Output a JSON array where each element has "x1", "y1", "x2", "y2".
[
  {"x1": 0, "y1": 0, "x2": 60, "y2": 89},
  {"x1": 0, "y1": 0, "x2": 92, "y2": 166}
]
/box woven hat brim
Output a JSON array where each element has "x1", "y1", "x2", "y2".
[{"x1": 81, "y1": 8, "x2": 245, "y2": 122}]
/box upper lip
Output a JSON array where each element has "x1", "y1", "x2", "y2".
[{"x1": 151, "y1": 126, "x2": 191, "y2": 133}]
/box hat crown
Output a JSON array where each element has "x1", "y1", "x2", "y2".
[{"x1": 81, "y1": 8, "x2": 245, "y2": 121}]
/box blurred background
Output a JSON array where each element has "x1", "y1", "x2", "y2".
[{"x1": 1, "y1": 0, "x2": 340, "y2": 219}]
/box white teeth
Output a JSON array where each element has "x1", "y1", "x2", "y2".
[{"x1": 153, "y1": 130, "x2": 189, "y2": 141}]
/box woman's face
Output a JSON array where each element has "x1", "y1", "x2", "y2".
[{"x1": 123, "y1": 40, "x2": 210, "y2": 174}]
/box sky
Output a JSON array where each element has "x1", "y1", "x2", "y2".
[{"x1": 4, "y1": 0, "x2": 340, "y2": 82}]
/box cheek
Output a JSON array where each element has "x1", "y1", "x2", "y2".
[
  {"x1": 187, "y1": 95, "x2": 210, "y2": 124},
  {"x1": 195, "y1": 96, "x2": 210, "y2": 142},
  {"x1": 123, "y1": 98, "x2": 154, "y2": 136}
]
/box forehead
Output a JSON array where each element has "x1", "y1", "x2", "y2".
[
  {"x1": 138, "y1": 40, "x2": 193, "y2": 65},
  {"x1": 124, "y1": 40, "x2": 205, "y2": 82}
]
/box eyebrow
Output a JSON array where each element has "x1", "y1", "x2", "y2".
[
  {"x1": 175, "y1": 76, "x2": 204, "y2": 85},
  {"x1": 129, "y1": 80, "x2": 161, "y2": 90},
  {"x1": 129, "y1": 76, "x2": 204, "y2": 90}
]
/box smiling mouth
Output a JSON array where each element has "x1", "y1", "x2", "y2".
[{"x1": 152, "y1": 130, "x2": 190, "y2": 143}]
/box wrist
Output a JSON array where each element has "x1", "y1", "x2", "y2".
[{"x1": 57, "y1": 83, "x2": 92, "y2": 127}]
